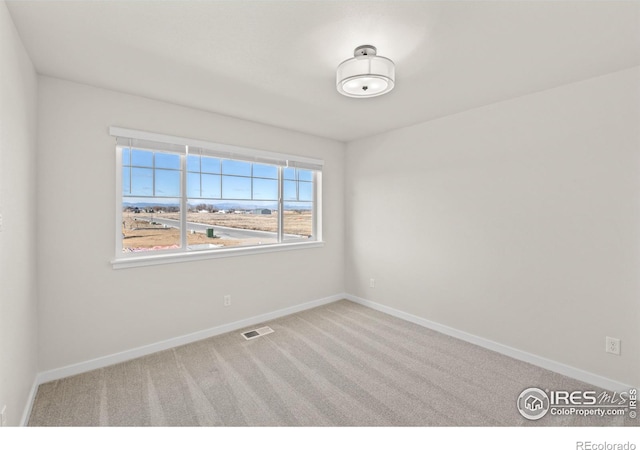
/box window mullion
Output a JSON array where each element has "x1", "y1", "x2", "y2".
[
  {"x1": 198, "y1": 152, "x2": 203, "y2": 197},
  {"x1": 115, "y1": 146, "x2": 123, "y2": 257},
  {"x1": 181, "y1": 146, "x2": 188, "y2": 250},
  {"x1": 127, "y1": 150, "x2": 132, "y2": 195},
  {"x1": 152, "y1": 153, "x2": 156, "y2": 196},
  {"x1": 278, "y1": 166, "x2": 284, "y2": 243},
  {"x1": 312, "y1": 171, "x2": 318, "y2": 240}
]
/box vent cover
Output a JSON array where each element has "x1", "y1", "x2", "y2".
[{"x1": 241, "y1": 326, "x2": 274, "y2": 340}]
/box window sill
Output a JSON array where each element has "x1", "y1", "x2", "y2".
[{"x1": 111, "y1": 241, "x2": 324, "y2": 269}]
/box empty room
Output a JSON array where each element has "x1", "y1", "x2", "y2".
[{"x1": 1, "y1": 0, "x2": 638, "y2": 446}]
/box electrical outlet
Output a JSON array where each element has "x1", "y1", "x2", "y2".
[
  {"x1": 1, "y1": 405, "x2": 6, "y2": 427},
  {"x1": 605, "y1": 337, "x2": 621, "y2": 355},
  {"x1": 223, "y1": 295, "x2": 231, "y2": 307},
  {"x1": 369, "y1": 278, "x2": 375, "y2": 288}
]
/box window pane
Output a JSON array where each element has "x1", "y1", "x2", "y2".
[
  {"x1": 155, "y1": 169, "x2": 180, "y2": 197},
  {"x1": 187, "y1": 172, "x2": 200, "y2": 198},
  {"x1": 298, "y1": 170, "x2": 313, "y2": 182},
  {"x1": 299, "y1": 181, "x2": 313, "y2": 201},
  {"x1": 118, "y1": 141, "x2": 320, "y2": 258},
  {"x1": 187, "y1": 173, "x2": 221, "y2": 199},
  {"x1": 283, "y1": 167, "x2": 296, "y2": 180},
  {"x1": 122, "y1": 200, "x2": 181, "y2": 253},
  {"x1": 131, "y1": 149, "x2": 153, "y2": 167},
  {"x1": 283, "y1": 180, "x2": 297, "y2": 201},
  {"x1": 130, "y1": 168, "x2": 153, "y2": 196},
  {"x1": 253, "y1": 178, "x2": 278, "y2": 200},
  {"x1": 201, "y1": 174, "x2": 221, "y2": 198},
  {"x1": 222, "y1": 175, "x2": 251, "y2": 199},
  {"x1": 122, "y1": 148, "x2": 131, "y2": 166},
  {"x1": 253, "y1": 164, "x2": 278, "y2": 179},
  {"x1": 185, "y1": 200, "x2": 277, "y2": 250},
  {"x1": 283, "y1": 201, "x2": 313, "y2": 241},
  {"x1": 122, "y1": 167, "x2": 131, "y2": 195},
  {"x1": 201, "y1": 157, "x2": 220, "y2": 174},
  {"x1": 187, "y1": 155, "x2": 200, "y2": 172},
  {"x1": 222, "y1": 159, "x2": 251, "y2": 176},
  {"x1": 155, "y1": 153, "x2": 180, "y2": 170}
]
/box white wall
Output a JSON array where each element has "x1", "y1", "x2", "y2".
[
  {"x1": 345, "y1": 67, "x2": 640, "y2": 387},
  {"x1": 0, "y1": 1, "x2": 39, "y2": 426},
  {"x1": 36, "y1": 76, "x2": 345, "y2": 372}
]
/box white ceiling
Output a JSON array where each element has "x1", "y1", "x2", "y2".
[{"x1": 6, "y1": 0, "x2": 640, "y2": 142}]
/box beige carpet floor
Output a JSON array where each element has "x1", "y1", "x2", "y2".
[{"x1": 28, "y1": 300, "x2": 636, "y2": 426}]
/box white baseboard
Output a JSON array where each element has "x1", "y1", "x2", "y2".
[
  {"x1": 35, "y1": 293, "x2": 344, "y2": 386},
  {"x1": 344, "y1": 294, "x2": 633, "y2": 392},
  {"x1": 20, "y1": 376, "x2": 39, "y2": 426},
  {"x1": 27, "y1": 292, "x2": 632, "y2": 426}
]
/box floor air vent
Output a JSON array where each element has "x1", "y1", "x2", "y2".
[{"x1": 241, "y1": 326, "x2": 274, "y2": 340}]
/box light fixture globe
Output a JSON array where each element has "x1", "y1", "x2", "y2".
[{"x1": 336, "y1": 45, "x2": 395, "y2": 98}]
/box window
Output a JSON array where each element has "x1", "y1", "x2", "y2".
[{"x1": 112, "y1": 127, "x2": 323, "y2": 268}]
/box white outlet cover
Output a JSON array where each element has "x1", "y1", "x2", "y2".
[{"x1": 605, "y1": 337, "x2": 621, "y2": 355}]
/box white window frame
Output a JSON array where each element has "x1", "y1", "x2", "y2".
[{"x1": 111, "y1": 127, "x2": 323, "y2": 269}]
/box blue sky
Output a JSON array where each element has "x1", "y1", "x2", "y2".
[{"x1": 122, "y1": 148, "x2": 313, "y2": 208}]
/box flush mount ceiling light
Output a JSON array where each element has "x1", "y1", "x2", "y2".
[{"x1": 336, "y1": 45, "x2": 395, "y2": 98}]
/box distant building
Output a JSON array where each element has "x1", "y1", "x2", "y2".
[{"x1": 252, "y1": 208, "x2": 272, "y2": 215}]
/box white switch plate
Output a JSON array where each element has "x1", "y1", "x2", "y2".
[{"x1": 0, "y1": 405, "x2": 6, "y2": 427}]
